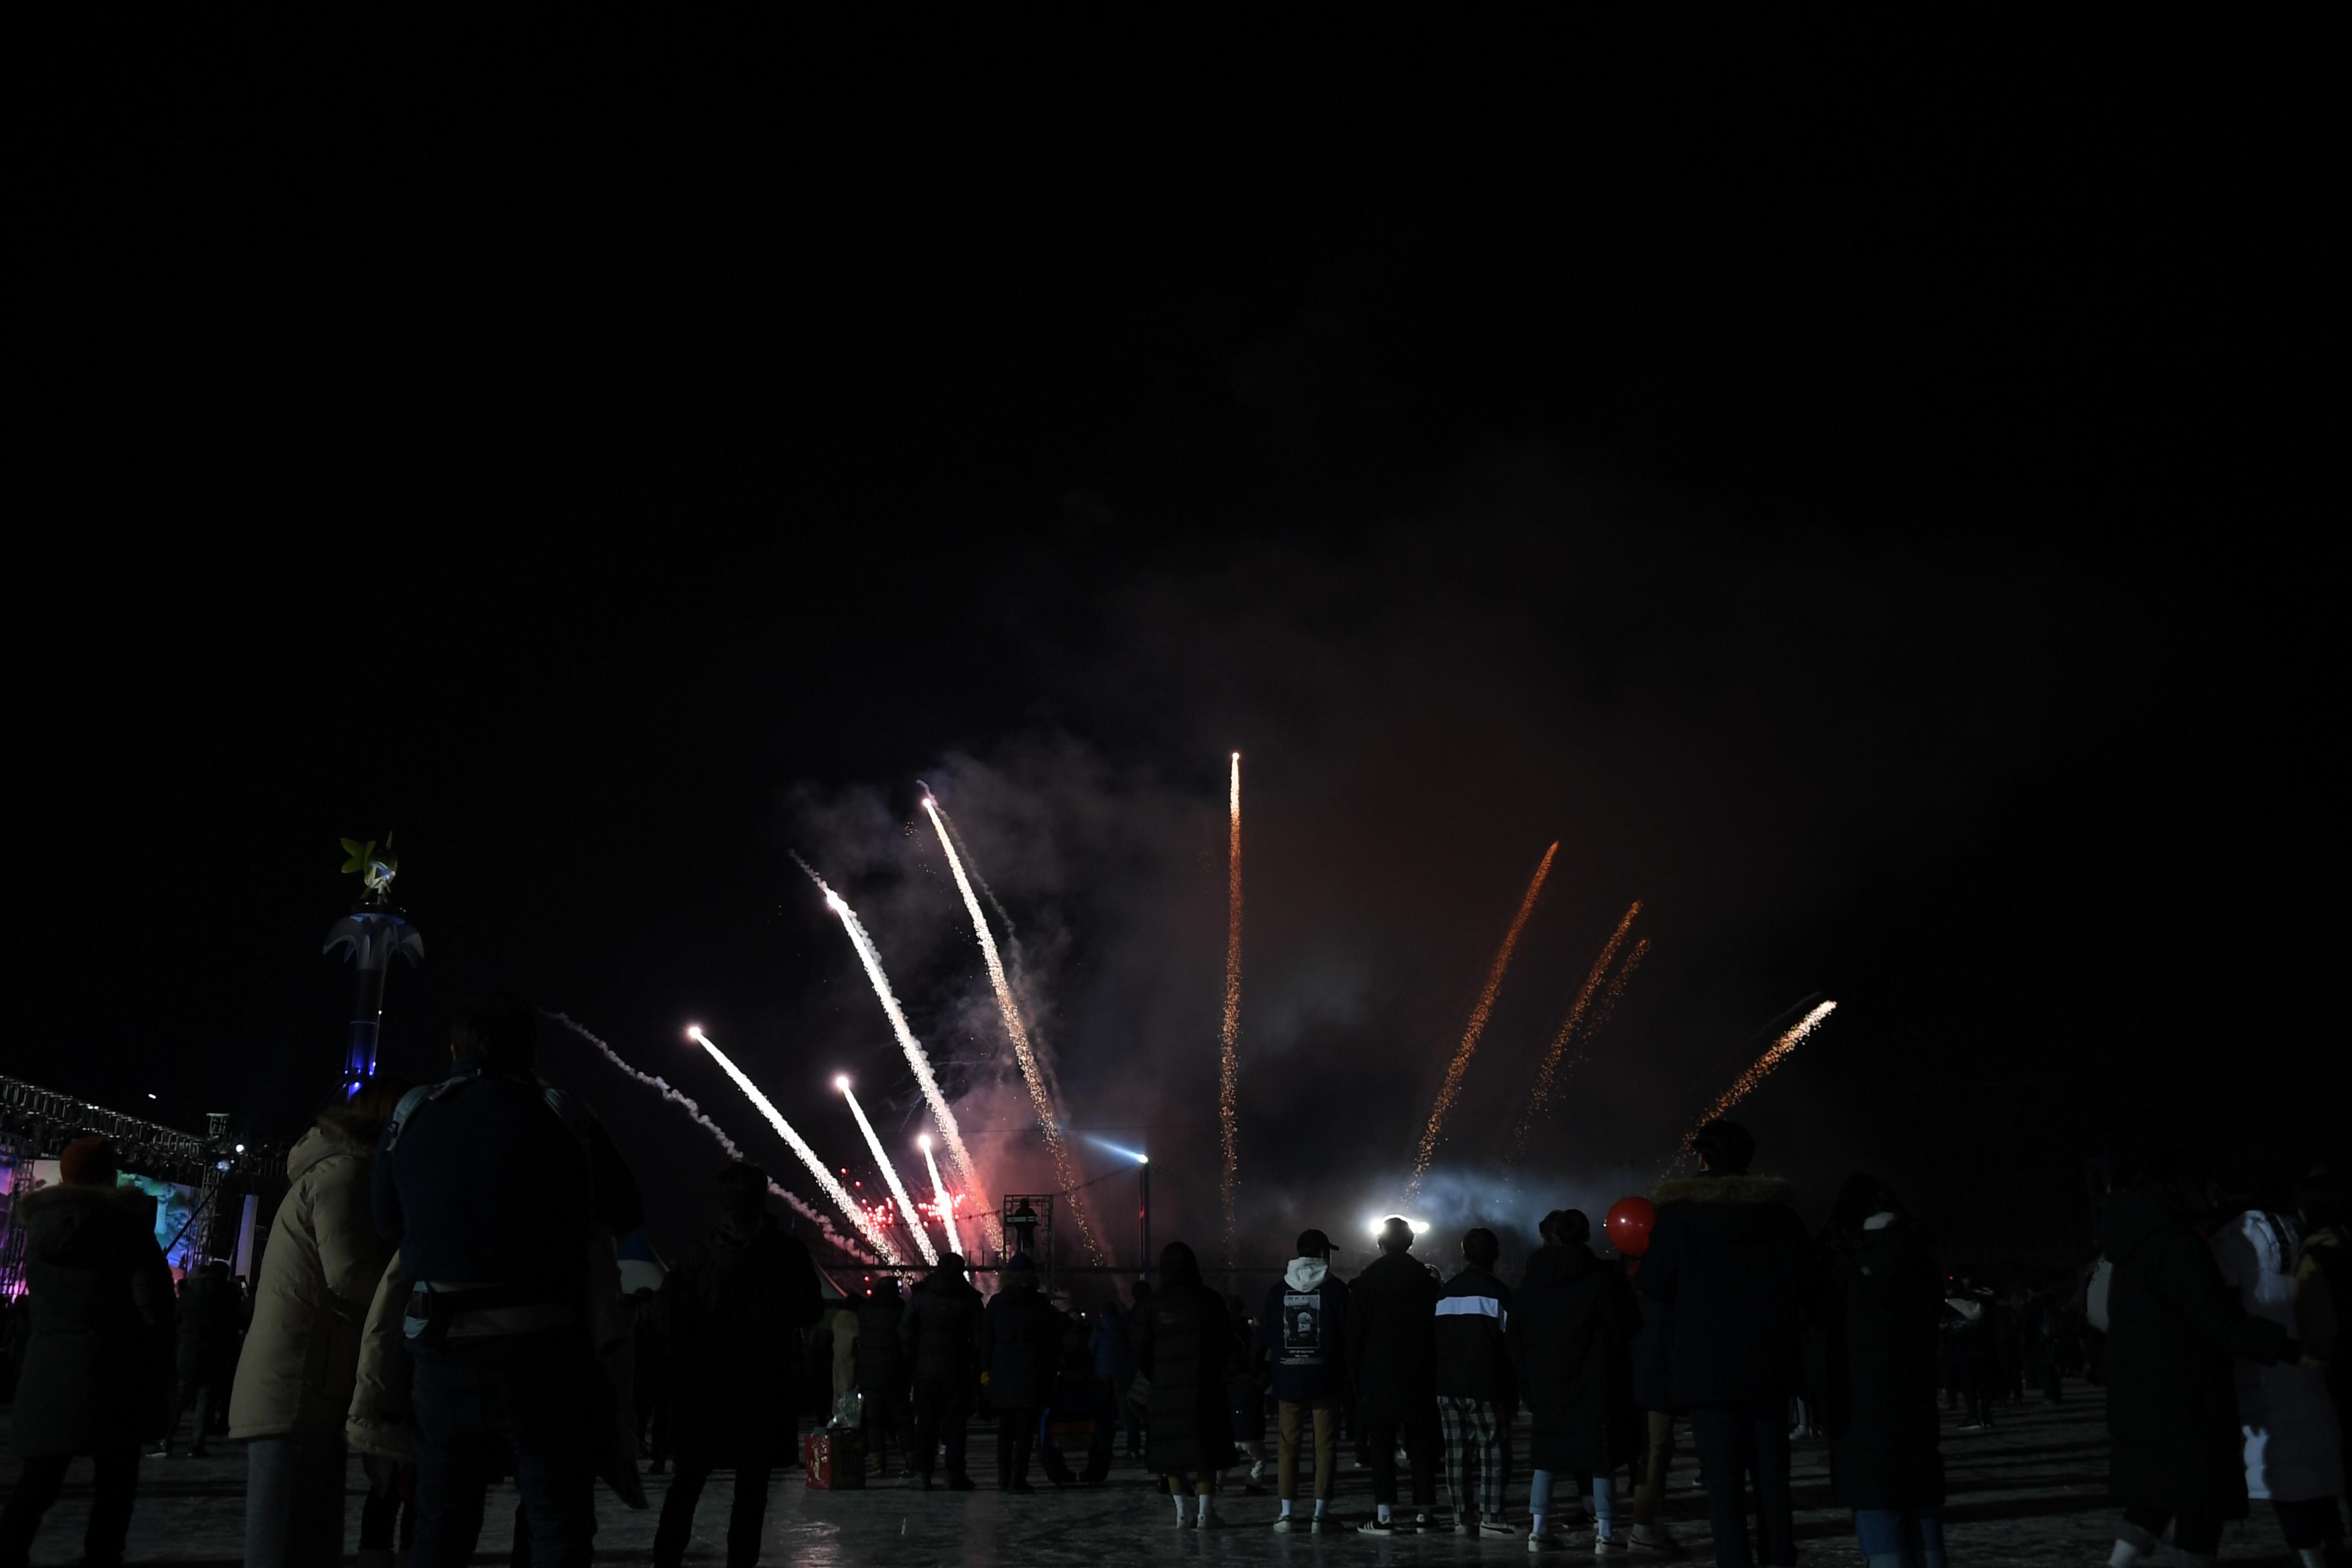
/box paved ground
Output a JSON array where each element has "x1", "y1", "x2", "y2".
[{"x1": 0, "y1": 1385, "x2": 2313, "y2": 1563}]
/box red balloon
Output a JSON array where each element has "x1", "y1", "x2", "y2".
[{"x1": 1604, "y1": 1197, "x2": 1657, "y2": 1258}]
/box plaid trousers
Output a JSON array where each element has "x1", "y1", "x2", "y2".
[{"x1": 1436, "y1": 1396, "x2": 1509, "y2": 1522}]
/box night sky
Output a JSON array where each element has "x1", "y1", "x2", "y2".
[{"x1": 17, "y1": 17, "x2": 2333, "y2": 1269}]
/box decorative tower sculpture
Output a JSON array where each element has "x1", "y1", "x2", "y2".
[{"x1": 323, "y1": 837, "x2": 423, "y2": 1096}]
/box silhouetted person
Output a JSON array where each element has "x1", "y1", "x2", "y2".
[
  {"x1": 854, "y1": 1279, "x2": 910, "y2": 1478},
  {"x1": 229, "y1": 1074, "x2": 406, "y2": 1568},
  {"x1": 900, "y1": 1251, "x2": 983, "y2": 1490},
  {"x1": 164, "y1": 1259, "x2": 240, "y2": 1457},
  {"x1": 651, "y1": 1162, "x2": 825, "y2": 1568},
  {"x1": 1515, "y1": 1208, "x2": 1640, "y2": 1551},
  {"x1": 1259, "y1": 1227, "x2": 1351, "y2": 1531},
  {"x1": 2210, "y1": 1168, "x2": 2342, "y2": 1567},
  {"x1": 2297, "y1": 1168, "x2": 2351, "y2": 1505},
  {"x1": 1223, "y1": 1294, "x2": 1269, "y2": 1489},
  {"x1": 982, "y1": 1252, "x2": 1062, "y2": 1491},
  {"x1": 1818, "y1": 1175, "x2": 1946, "y2": 1568},
  {"x1": 2102, "y1": 1152, "x2": 2312, "y2": 1568},
  {"x1": 373, "y1": 992, "x2": 644, "y2": 1568},
  {"x1": 1134, "y1": 1240, "x2": 1237, "y2": 1527},
  {"x1": 1350, "y1": 1215, "x2": 1441, "y2": 1536},
  {"x1": 1638, "y1": 1119, "x2": 1810, "y2": 1568},
  {"x1": 1435, "y1": 1226, "x2": 1518, "y2": 1539},
  {"x1": 0, "y1": 1136, "x2": 174, "y2": 1568}
]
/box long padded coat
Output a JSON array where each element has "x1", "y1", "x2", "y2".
[
  {"x1": 1818, "y1": 1215, "x2": 1944, "y2": 1510},
  {"x1": 2102, "y1": 1190, "x2": 2288, "y2": 1522},
  {"x1": 1133, "y1": 1282, "x2": 1236, "y2": 1475}
]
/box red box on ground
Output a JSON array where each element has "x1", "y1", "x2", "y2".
[{"x1": 803, "y1": 1428, "x2": 865, "y2": 1490}]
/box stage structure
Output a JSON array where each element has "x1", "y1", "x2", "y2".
[
  {"x1": 0, "y1": 1074, "x2": 281, "y2": 1296},
  {"x1": 324, "y1": 836, "x2": 423, "y2": 1097},
  {"x1": 1001, "y1": 1194, "x2": 1054, "y2": 1293}
]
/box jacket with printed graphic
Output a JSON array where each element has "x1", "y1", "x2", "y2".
[
  {"x1": 1433, "y1": 1264, "x2": 1516, "y2": 1407},
  {"x1": 1258, "y1": 1256, "x2": 1351, "y2": 1403}
]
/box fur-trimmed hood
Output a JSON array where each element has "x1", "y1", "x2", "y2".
[{"x1": 1653, "y1": 1173, "x2": 1796, "y2": 1208}]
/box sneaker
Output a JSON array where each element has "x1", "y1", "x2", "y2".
[
  {"x1": 1415, "y1": 1513, "x2": 1440, "y2": 1533},
  {"x1": 1360, "y1": 1516, "x2": 1407, "y2": 1536},
  {"x1": 1479, "y1": 1520, "x2": 1523, "y2": 1538},
  {"x1": 1173, "y1": 1511, "x2": 1193, "y2": 1531},
  {"x1": 1530, "y1": 1530, "x2": 1563, "y2": 1553},
  {"x1": 1196, "y1": 1510, "x2": 1224, "y2": 1530},
  {"x1": 1273, "y1": 1515, "x2": 1298, "y2": 1533},
  {"x1": 1310, "y1": 1514, "x2": 1335, "y2": 1533},
  {"x1": 1250, "y1": 1458, "x2": 1268, "y2": 1484},
  {"x1": 1594, "y1": 1531, "x2": 1625, "y2": 1556}
]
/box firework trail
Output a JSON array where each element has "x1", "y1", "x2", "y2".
[
  {"x1": 544, "y1": 1010, "x2": 872, "y2": 1260},
  {"x1": 1507, "y1": 901, "x2": 1642, "y2": 1163},
  {"x1": 794, "y1": 856, "x2": 999, "y2": 1252},
  {"x1": 919, "y1": 1133, "x2": 965, "y2": 1257},
  {"x1": 1219, "y1": 751, "x2": 1243, "y2": 1264},
  {"x1": 921, "y1": 795, "x2": 1104, "y2": 1264},
  {"x1": 689, "y1": 1025, "x2": 901, "y2": 1262},
  {"x1": 1680, "y1": 999, "x2": 1839, "y2": 1153},
  {"x1": 1408, "y1": 841, "x2": 1559, "y2": 1197},
  {"x1": 838, "y1": 1077, "x2": 939, "y2": 1265}
]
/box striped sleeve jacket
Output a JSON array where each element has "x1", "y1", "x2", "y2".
[{"x1": 1433, "y1": 1264, "x2": 1517, "y2": 1405}]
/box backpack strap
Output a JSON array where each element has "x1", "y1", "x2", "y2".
[{"x1": 382, "y1": 1069, "x2": 484, "y2": 1158}]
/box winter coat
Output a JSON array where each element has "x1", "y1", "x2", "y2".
[
  {"x1": 829, "y1": 1308, "x2": 859, "y2": 1404},
  {"x1": 1513, "y1": 1242, "x2": 1639, "y2": 1471},
  {"x1": 1258, "y1": 1257, "x2": 1351, "y2": 1404},
  {"x1": 1818, "y1": 1213, "x2": 1944, "y2": 1511},
  {"x1": 1349, "y1": 1249, "x2": 1440, "y2": 1422},
  {"x1": 981, "y1": 1277, "x2": 1064, "y2": 1408},
  {"x1": 900, "y1": 1264, "x2": 984, "y2": 1386},
  {"x1": 667, "y1": 1212, "x2": 825, "y2": 1467},
  {"x1": 228, "y1": 1111, "x2": 391, "y2": 1440},
  {"x1": 372, "y1": 1059, "x2": 643, "y2": 1304},
  {"x1": 1636, "y1": 1173, "x2": 1810, "y2": 1409},
  {"x1": 346, "y1": 1250, "x2": 413, "y2": 1460},
  {"x1": 1631, "y1": 1291, "x2": 1671, "y2": 1413},
  {"x1": 2102, "y1": 1190, "x2": 2291, "y2": 1522},
  {"x1": 8, "y1": 1182, "x2": 175, "y2": 1456},
  {"x1": 1133, "y1": 1282, "x2": 1237, "y2": 1475},
  {"x1": 1434, "y1": 1265, "x2": 1516, "y2": 1407},
  {"x1": 1089, "y1": 1308, "x2": 1124, "y2": 1382},
  {"x1": 175, "y1": 1271, "x2": 243, "y2": 1386},
  {"x1": 1228, "y1": 1305, "x2": 1269, "y2": 1442},
  {"x1": 2212, "y1": 1209, "x2": 2342, "y2": 1502},
  {"x1": 854, "y1": 1293, "x2": 909, "y2": 1394}
]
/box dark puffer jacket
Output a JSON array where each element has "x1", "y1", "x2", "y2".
[
  {"x1": 982, "y1": 1275, "x2": 1064, "y2": 1409},
  {"x1": 1513, "y1": 1242, "x2": 1640, "y2": 1471},
  {"x1": 2102, "y1": 1190, "x2": 2291, "y2": 1522},
  {"x1": 1133, "y1": 1283, "x2": 1237, "y2": 1475},
  {"x1": 1818, "y1": 1215, "x2": 1944, "y2": 1510},
  {"x1": 1350, "y1": 1248, "x2": 1440, "y2": 1422},
  {"x1": 1636, "y1": 1173, "x2": 1811, "y2": 1408},
  {"x1": 665, "y1": 1212, "x2": 826, "y2": 1466},
  {"x1": 8, "y1": 1183, "x2": 175, "y2": 1456},
  {"x1": 854, "y1": 1288, "x2": 909, "y2": 1395},
  {"x1": 1434, "y1": 1265, "x2": 1516, "y2": 1407},
  {"x1": 899, "y1": 1263, "x2": 984, "y2": 1385},
  {"x1": 175, "y1": 1268, "x2": 244, "y2": 1386}
]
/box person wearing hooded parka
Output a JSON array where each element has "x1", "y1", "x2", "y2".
[
  {"x1": 1133, "y1": 1240, "x2": 1237, "y2": 1528},
  {"x1": 1816, "y1": 1175, "x2": 1946, "y2": 1568}
]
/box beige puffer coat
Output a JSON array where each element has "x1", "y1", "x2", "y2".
[{"x1": 226, "y1": 1108, "x2": 391, "y2": 1440}]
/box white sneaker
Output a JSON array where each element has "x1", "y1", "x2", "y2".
[
  {"x1": 1250, "y1": 1458, "x2": 1267, "y2": 1484},
  {"x1": 1479, "y1": 1520, "x2": 1522, "y2": 1538},
  {"x1": 1272, "y1": 1514, "x2": 1298, "y2": 1533},
  {"x1": 1530, "y1": 1529, "x2": 1563, "y2": 1553}
]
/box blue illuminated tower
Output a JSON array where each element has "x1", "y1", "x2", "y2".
[{"x1": 323, "y1": 838, "x2": 423, "y2": 1095}]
